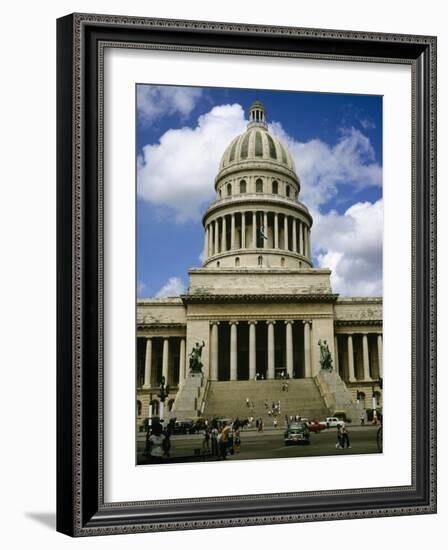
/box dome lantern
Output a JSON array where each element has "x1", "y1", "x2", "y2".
[{"x1": 248, "y1": 99, "x2": 267, "y2": 130}]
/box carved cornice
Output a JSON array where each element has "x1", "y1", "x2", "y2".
[
  {"x1": 182, "y1": 293, "x2": 339, "y2": 304},
  {"x1": 334, "y1": 320, "x2": 383, "y2": 327}
]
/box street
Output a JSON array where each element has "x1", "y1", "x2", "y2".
[{"x1": 137, "y1": 425, "x2": 381, "y2": 464}]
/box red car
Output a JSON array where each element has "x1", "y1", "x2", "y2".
[{"x1": 306, "y1": 419, "x2": 326, "y2": 433}]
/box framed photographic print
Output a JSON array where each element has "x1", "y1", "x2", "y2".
[{"x1": 56, "y1": 13, "x2": 437, "y2": 536}]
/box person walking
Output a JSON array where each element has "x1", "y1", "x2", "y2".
[
  {"x1": 335, "y1": 423, "x2": 343, "y2": 449},
  {"x1": 219, "y1": 423, "x2": 230, "y2": 459},
  {"x1": 211, "y1": 425, "x2": 219, "y2": 456},
  {"x1": 340, "y1": 422, "x2": 351, "y2": 449},
  {"x1": 202, "y1": 426, "x2": 211, "y2": 453},
  {"x1": 234, "y1": 429, "x2": 241, "y2": 453}
]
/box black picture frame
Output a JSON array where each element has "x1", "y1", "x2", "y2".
[{"x1": 57, "y1": 13, "x2": 437, "y2": 536}]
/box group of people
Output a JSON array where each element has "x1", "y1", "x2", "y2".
[{"x1": 203, "y1": 419, "x2": 242, "y2": 459}]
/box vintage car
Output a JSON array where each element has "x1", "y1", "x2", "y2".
[
  {"x1": 284, "y1": 422, "x2": 311, "y2": 445},
  {"x1": 172, "y1": 419, "x2": 198, "y2": 435},
  {"x1": 306, "y1": 419, "x2": 327, "y2": 433}
]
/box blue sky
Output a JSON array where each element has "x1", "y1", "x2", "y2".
[{"x1": 136, "y1": 85, "x2": 383, "y2": 298}]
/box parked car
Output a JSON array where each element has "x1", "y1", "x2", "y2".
[
  {"x1": 306, "y1": 419, "x2": 326, "y2": 433},
  {"x1": 172, "y1": 419, "x2": 198, "y2": 434},
  {"x1": 284, "y1": 422, "x2": 310, "y2": 445},
  {"x1": 323, "y1": 417, "x2": 341, "y2": 428}
]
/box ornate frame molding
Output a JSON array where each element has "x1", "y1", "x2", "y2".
[{"x1": 57, "y1": 13, "x2": 436, "y2": 536}]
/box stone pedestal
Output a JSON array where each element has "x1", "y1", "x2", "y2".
[
  {"x1": 315, "y1": 369, "x2": 360, "y2": 424},
  {"x1": 170, "y1": 372, "x2": 204, "y2": 418}
]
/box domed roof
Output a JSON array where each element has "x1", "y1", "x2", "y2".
[
  {"x1": 218, "y1": 100, "x2": 296, "y2": 175},
  {"x1": 219, "y1": 126, "x2": 296, "y2": 173}
]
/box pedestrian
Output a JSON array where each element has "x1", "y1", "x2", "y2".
[
  {"x1": 234, "y1": 429, "x2": 241, "y2": 453},
  {"x1": 202, "y1": 426, "x2": 211, "y2": 452},
  {"x1": 147, "y1": 423, "x2": 166, "y2": 462},
  {"x1": 162, "y1": 420, "x2": 173, "y2": 457},
  {"x1": 255, "y1": 418, "x2": 259, "y2": 429},
  {"x1": 340, "y1": 423, "x2": 351, "y2": 449},
  {"x1": 273, "y1": 419, "x2": 278, "y2": 428},
  {"x1": 285, "y1": 382, "x2": 289, "y2": 392},
  {"x1": 211, "y1": 425, "x2": 219, "y2": 456},
  {"x1": 258, "y1": 418, "x2": 263, "y2": 432},
  {"x1": 219, "y1": 423, "x2": 230, "y2": 459},
  {"x1": 335, "y1": 423, "x2": 343, "y2": 449},
  {"x1": 360, "y1": 412, "x2": 365, "y2": 426},
  {"x1": 264, "y1": 400, "x2": 268, "y2": 409},
  {"x1": 246, "y1": 397, "x2": 250, "y2": 408}
]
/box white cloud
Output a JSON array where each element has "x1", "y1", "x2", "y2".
[
  {"x1": 360, "y1": 118, "x2": 376, "y2": 130},
  {"x1": 269, "y1": 122, "x2": 382, "y2": 211},
  {"x1": 312, "y1": 200, "x2": 383, "y2": 296},
  {"x1": 137, "y1": 85, "x2": 203, "y2": 125},
  {"x1": 137, "y1": 104, "x2": 247, "y2": 222},
  {"x1": 155, "y1": 277, "x2": 186, "y2": 297},
  {"x1": 137, "y1": 280, "x2": 147, "y2": 297}
]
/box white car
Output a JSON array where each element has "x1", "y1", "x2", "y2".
[{"x1": 324, "y1": 417, "x2": 341, "y2": 428}]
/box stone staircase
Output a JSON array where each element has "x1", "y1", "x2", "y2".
[{"x1": 203, "y1": 379, "x2": 330, "y2": 424}]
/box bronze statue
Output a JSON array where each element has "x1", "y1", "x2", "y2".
[
  {"x1": 318, "y1": 339, "x2": 333, "y2": 371},
  {"x1": 189, "y1": 341, "x2": 205, "y2": 373}
]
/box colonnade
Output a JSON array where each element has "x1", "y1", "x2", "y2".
[
  {"x1": 204, "y1": 210, "x2": 310, "y2": 260},
  {"x1": 209, "y1": 319, "x2": 313, "y2": 381},
  {"x1": 334, "y1": 332, "x2": 383, "y2": 383},
  {"x1": 140, "y1": 336, "x2": 186, "y2": 389}
]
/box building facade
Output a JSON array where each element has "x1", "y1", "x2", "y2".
[{"x1": 136, "y1": 101, "x2": 382, "y2": 424}]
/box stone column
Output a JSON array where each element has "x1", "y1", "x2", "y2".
[
  {"x1": 162, "y1": 338, "x2": 169, "y2": 383},
  {"x1": 292, "y1": 218, "x2": 297, "y2": 253},
  {"x1": 267, "y1": 321, "x2": 275, "y2": 379},
  {"x1": 252, "y1": 211, "x2": 257, "y2": 248},
  {"x1": 377, "y1": 333, "x2": 383, "y2": 378},
  {"x1": 231, "y1": 213, "x2": 236, "y2": 250},
  {"x1": 274, "y1": 213, "x2": 279, "y2": 249},
  {"x1": 263, "y1": 211, "x2": 268, "y2": 249},
  {"x1": 214, "y1": 219, "x2": 219, "y2": 255},
  {"x1": 143, "y1": 337, "x2": 152, "y2": 388},
  {"x1": 210, "y1": 322, "x2": 219, "y2": 381},
  {"x1": 299, "y1": 221, "x2": 304, "y2": 255},
  {"x1": 230, "y1": 322, "x2": 238, "y2": 381},
  {"x1": 333, "y1": 335, "x2": 339, "y2": 375},
  {"x1": 362, "y1": 333, "x2": 372, "y2": 381},
  {"x1": 241, "y1": 212, "x2": 246, "y2": 249},
  {"x1": 285, "y1": 321, "x2": 293, "y2": 378},
  {"x1": 179, "y1": 338, "x2": 186, "y2": 384},
  {"x1": 221, "y1": 215, "x2": 227, "y2": 252},
  {"x1": 303, "y1": 321, "x2": 312, "y2": 377},
  {"x1": 283, "y1": 215, "x2": 289, "y2": 250},
  {"x1": 203, "y1": 227, "x2": 209, "y2": 261},
  {"x1": 306, "y1": 227, "x2": 311, "y2": 258},
  {"x1": 347, "y1": 334, "x2": 356, "y2": 382},
  {"x1": 208, "y1": 223, "x2": 213, "y2": 257},
  {"x1": 249, "y1": 321, "x2": 257, "y2": 380}
]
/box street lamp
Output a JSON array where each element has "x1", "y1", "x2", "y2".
[{"x1": 158, "y1": 375, "x2": 170, "y2": 423}]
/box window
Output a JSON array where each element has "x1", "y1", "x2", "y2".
[
  {"x1": 281, "y1": 257, "x2": 285, "y2": 267},
  {"x1": 136, "y1": 400, "x2": 142, "y2": 416},
  {"x1": 272, "y1": 180, "x2": 278, "y2": 194},
  {"x1": 216, "y1": 261, "x2": 220, "y2": 268},
  {"x1": 239, "y1": 179, "x2": 247, "y2": 193},
  {"x1": 286, "y1": 185, "x2": 290, "y2": 198},
  {"x1": 235, "y1": 257, "x2": 240, "y2": 267},
  {"x1": 218, "y1": 188, "x2": 222, "y2": 198},
  {"x1": 256, "y1": 178, "x2": 263, "y2": 193},
  {"x1": 257, "y1": 255, "x2": 263, "y2": 266},
  {"x1": 227, "y1": 183, "x2": 232, "y2": 196}
]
